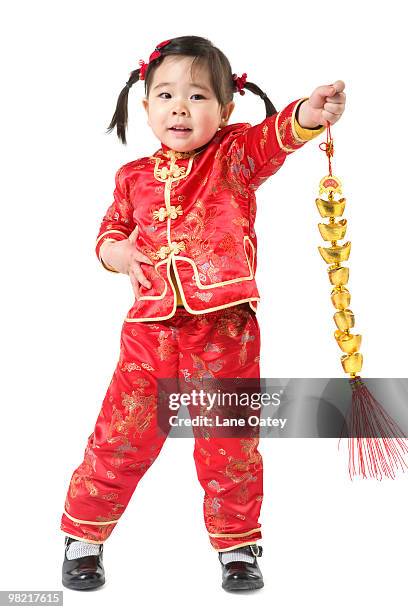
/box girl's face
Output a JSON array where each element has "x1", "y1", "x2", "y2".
[{"x1": 142, "y1": 55, "x2": 235, "y2": 153}]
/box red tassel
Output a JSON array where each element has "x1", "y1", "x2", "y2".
[{"x1": 338, "y1": 377, "x2": 408, "y2": 480}]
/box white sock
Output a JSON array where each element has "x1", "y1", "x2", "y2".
[
  {"x1": 66, "y1": 538, "x2": 102, "y2": 560},
  {"x1": 220, "y1": 548, "x2": 255, "y2": 564}
]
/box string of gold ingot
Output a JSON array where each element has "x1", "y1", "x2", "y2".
[{"x1": 315, "y1": 174, "x2": 362, "y2": 377}]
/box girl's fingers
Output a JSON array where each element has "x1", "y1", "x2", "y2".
[
  {"x1": 323, "y1": 102, "x2": 344, "y2": 114},
  {"x1": 133, "y1": 248, "x2": 155, "y2": 265},
  {"x1": 128, "y1": 269, "x2": 140, "y2": 300},
  {"x1": 131, "y1": 262, "x2": 152, "y2": 289},
  {"x1": 128, "y1": 226, "x2": 139, "y2": 244},
  {"x1": 321, "y1": 110, "x2": 341, "y2": 124},
  {"x1": 325, "y1": 92, "x2": 346, "y2": 103}
]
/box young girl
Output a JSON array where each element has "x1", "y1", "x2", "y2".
[{"x1": 60, "y1": 35, "x2": 345, "y2": 593}]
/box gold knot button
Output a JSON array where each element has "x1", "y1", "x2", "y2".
[
  {"x1": 170, "y1": 240, "x2": 186, "y2": 255},
  {"x1": 158, "y1": 164, "x2": 187, "y2": 180},
  {"x1": 152, "y1": 207, "x2": 167, "y2": 222},
  {"x1": 152, "y1": 205, "x2": 184, "y2": 222},
  {"x1": 155, "y1": 241, "x2": 186, "y2": 260},
  {"x1": 169, "y1": 205, "x2": 184, "y2": 219}
]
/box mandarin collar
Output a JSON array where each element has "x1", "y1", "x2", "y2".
[
  {"x1": 158, "y1": 140, "x2": 208, "y2": 160},
  {"x1": 159, "y1": 142, "x2": 197, "y2": 159}
]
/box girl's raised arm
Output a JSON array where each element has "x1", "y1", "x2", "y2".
[{"x1": 226, "y1": 97, "x2": 325, "y2": 192}]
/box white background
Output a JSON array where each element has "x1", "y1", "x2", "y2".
[{"x1": 1, "y1": 1, "x2": 407, "y2": 610}]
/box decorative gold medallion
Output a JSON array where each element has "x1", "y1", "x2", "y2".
[{"x1": 319, "y1": 174, "x2": 342, "y2": 195}]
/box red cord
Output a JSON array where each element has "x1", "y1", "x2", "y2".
[{"x1": 319, "y1": 122, "x2": 333, "y2": 176}]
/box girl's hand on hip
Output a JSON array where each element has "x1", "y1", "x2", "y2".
[
  {"x1": 102, "y1": 226, "x2": 155, "y2": 300},
  {"x1": 126, "y1": 226, "x2": 156, "y2": 300},
  {"x1": 299, "y1": 80, "x2": 346, "y2": 128}
]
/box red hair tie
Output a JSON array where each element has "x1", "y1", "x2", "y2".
[
  {"x1": 138, "y1": 39, "x2": 172, "y2": 81},
  {"x1": 232, "y1": 72, "x2": 247, "y2": 95}
]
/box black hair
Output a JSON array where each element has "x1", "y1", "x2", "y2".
[{"x1": 106, "y1": 35, "x2": 277, "y2": 145}]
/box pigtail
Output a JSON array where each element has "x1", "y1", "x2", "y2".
[
  {"x1": 105, "y1": 68, "x2": 141, "y2": 145},
  {"x1": 242, "y1": 80, "x2": 277, "y2": 118}
]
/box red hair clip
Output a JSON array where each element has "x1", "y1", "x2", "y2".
[
  {"x1": 138, "y1": 39, "x2": 172, "y2": 81},
  {"x1": 232, "y1": 72, "x2": 247, "y2": 95}
]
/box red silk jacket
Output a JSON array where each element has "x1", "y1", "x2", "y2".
[{"x1": 95, "y1": 96, "x2": 325, "y2": 322}]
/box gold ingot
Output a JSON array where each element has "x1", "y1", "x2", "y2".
[
  {"x1": 333, "y1": 308, "x2": 354, "y2": 330},
  {"x1": 318, "y1": 241, "x2": 351, "y2": 264},
  {"x1": 331, "y1": 287, "x2": 351, "y2": 310},
  {"x1": 334, "y1": 330, "x2": 362, "y2": 353},
  {"x1": 328, "y1": 266, "x2": 349, "y2": 286},
  {"x1": 341, "y1": 352, "x2": 363, "y2": 374},
  {"x1": 318, "y1": 219, "x2": 347, "y2": 241},
  {"x1": 315, "y1": 197, "x2": 346, "y2": 218}
]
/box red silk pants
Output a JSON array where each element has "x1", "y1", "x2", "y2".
[{"x1": 60, "y1": 303, "x2": 263, "y2": 552}]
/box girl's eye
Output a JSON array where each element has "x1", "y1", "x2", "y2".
[{"x1": 158, "y1": 93, "x2": 205, "y2": 100}]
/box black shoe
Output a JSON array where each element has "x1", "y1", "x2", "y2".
[
  {"x1": 219, "y1": 544, "x2": 264, "y2": 592},
  {"x1": 62, "y1": 536, "x2": 105, "y2": 591}
]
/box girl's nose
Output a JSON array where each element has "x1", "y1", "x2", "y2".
[{"x1": 172, "y1": 102, "x2": 189, "y2": 115}]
